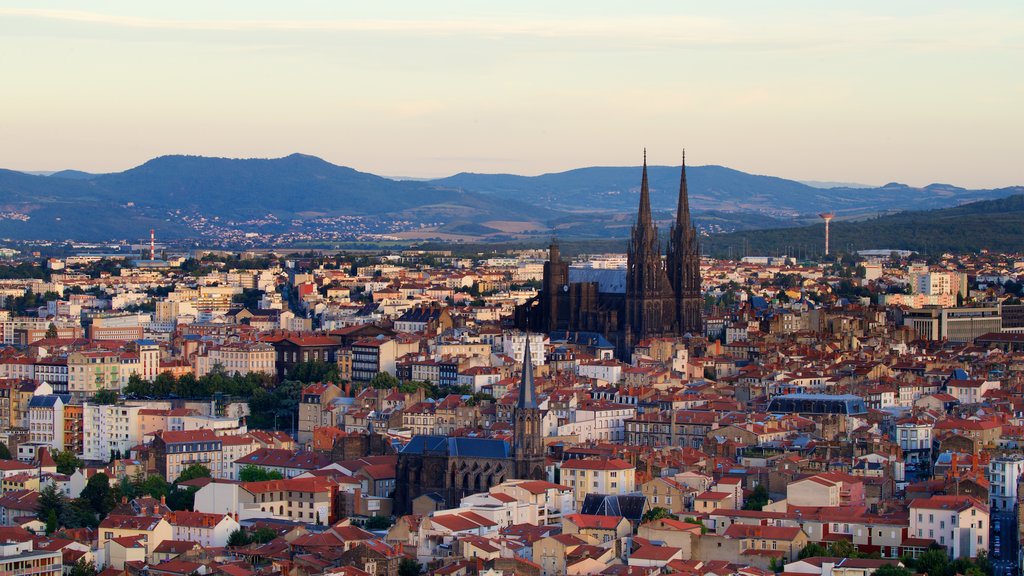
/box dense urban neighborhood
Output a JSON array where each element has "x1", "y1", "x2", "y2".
[{"x1": 1, "y1": 228, "x2": 1024, "y2": 576}]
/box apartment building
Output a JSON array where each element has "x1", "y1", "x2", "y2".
[
  {"x1": 909, "y1": 495, "x2": 989, "y2": 558},
  {"x1": 82, "y1": 402, "x2": 144, "y2": 461},
  {"x1": 559, "y1": 458, "x2": 635, "y2": 507}
]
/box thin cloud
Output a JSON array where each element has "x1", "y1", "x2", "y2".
[
  {"x1": 0, "y1": 8, "x2": 721, "y2": 38},
  {"x1": 2, "y1": 6, "x2": 1019, "y2": 52}
]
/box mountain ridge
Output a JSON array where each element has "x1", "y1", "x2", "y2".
[{"x1": 1, "y1": 153, "x2": 1021, "y2": 242}]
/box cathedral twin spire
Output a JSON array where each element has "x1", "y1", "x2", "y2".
[{"x1": 626, "y1": 149, "x2": 703, "y2": 338}]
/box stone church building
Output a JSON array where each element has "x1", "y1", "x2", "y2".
[
  {"x1": 394, "y1": 340, "x2": 546, "y2": 513},
  {"x1": 515, "y1": 152, "x2": 703, "y2": 358}
]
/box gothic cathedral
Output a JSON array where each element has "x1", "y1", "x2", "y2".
[{"x1": 515, "y1": 151, "x2": 704, "y2": 357}]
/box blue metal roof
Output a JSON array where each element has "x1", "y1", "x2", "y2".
[
  {"x1": 400, "y1": 435, "x2": 511, "y2": 459},
  {"x1": 28, "y1": 394, "x2": 70, "y2": 408}
]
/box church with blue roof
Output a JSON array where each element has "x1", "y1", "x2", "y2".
[{"x1": 394, "y1": 338, "x2": 547, "y2": 513}]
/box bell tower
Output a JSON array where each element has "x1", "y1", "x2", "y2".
[{"x1": 513, "y1": 338, "x2": 545, "y2": 479}]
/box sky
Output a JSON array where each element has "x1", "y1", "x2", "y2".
[{"x1": 1, "y1": 1, "x2": 1022, "y2": 187}]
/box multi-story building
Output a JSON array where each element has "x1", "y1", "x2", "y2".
[
  {"x1": 67, "y1": 350, "x2": 123, "y2": 402},
  {"x1": 239, "y1": 477, "x2": 341, "y2": 524},
  {"x1": 895, "y1": 415, "x2": 934, "y2": 472},
  {"x1": 267, "y1": 335, "x2": 343, "y2": 381},
  {"x1": 165, "y1": 510, "x2": 240, "y2": 548},
  {"x1": 152, "y1": 429, "x2": 225, "y2": 481},
  {"x1": 27, "y1": 389, "x2": 69, "y2": 450},
  {"x1": 352, "y1": 338, "x2": 398, "y2": 383},
  {"x1": 82, "y1": 402, "x2": 144, "y2": 461},
  {"x1": 97, "y1": 515, "x2": 173, "y2": 557},
  {"x1": 63, "y1": 404, "x2": 84, "y2": 456},
  {"x1": 0, "y1": 541, "x2": 62, "y2": 576},
  {"x1": 625, "y1": 409, "x2": 719, "y2": 449},
  {"x1": 902, "y1": 306, "x2": 1002, "y2": 343},
  {"x1": 401, "y1": 401, "x2": 436, "y2": 436},
  {"x1": 502, "y1": 332, "x2": 547, "y2": 366},
  {"x1": 556, "y1": 401, "x2": 636, "y2": 443},
  {"x1": 559, "y1": 458, "x2": 635, "y2": 507},
  {"x1": 194, "y1": 342, "x2": 276, "y2": 378},
  {"x1": 32, "y1": 359, "x2": 68, "y2": 393},
  {"x1": 298, "y1": 382, "x2": 341, "y2": 444},
  {"x1": 989, "y1": 455, "x2": 1024, "y2": 512},
  {"x1": 909, "y1": 495, "x2": 988, "y2": 558}
]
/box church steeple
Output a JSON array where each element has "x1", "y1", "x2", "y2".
[
  {"x1": 637, "y1": 149, "x2": 653, "y2": 229},
  {"x1": 667, "y1": 151, "x2": 704, "y2": 335},
  {"x1": 676, "y1": 150, "x2": 690, "y2": 227},
  {"x1": 518, "y1": 338, "x2": 537, "y2": 409},
  {"x1": 625, "y1": 150, "x2": 675, "y2": 343},
  {"x1": 512, "y1": 334, "x2": 544, "y2": 479}
]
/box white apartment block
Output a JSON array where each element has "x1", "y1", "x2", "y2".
[
  {"x1": 989, "y1": 455, "x2": 1024, "y2": 512},
  {"x1": 83, "y1": 403, "x2": 144, "y2": 461},
  {"x1": 909, "y1": 496, "x2": 988, "y2": 559}
]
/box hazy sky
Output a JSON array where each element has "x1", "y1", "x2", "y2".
[{"x1": 2, "y1": 1, "x2": 1022, "y2": 187}]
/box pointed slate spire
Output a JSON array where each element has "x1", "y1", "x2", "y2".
[
  {"x1": 518, "y1": 337, "x2": 537, "y2": 409},
  {"x1": 676, "y1": 150, "x2": 691, "y2": 226},
  {"x1": 637, "y1": 149, "x2": 653, "y2": 228}
]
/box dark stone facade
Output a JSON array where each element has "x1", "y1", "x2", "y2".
[
  {"x1": 515, "y1": 153, "x2": 703, "y2": 358},
  {"x1": 394, "y1": 342, "x2": 546, "y2": 513}
]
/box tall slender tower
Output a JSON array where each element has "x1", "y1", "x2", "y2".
[
  {"x1": 513, "y1": 339, "x2": 545, "y2": 480},
  {"x1": 625, "y1": 150, "x2": 676, "y2": 347},
  {"x1": 666, "y1": 151, "x2": 703, "y2": 334},
  {"x1": 819, "y1": 213, "x2": 834, "y2": 256}
]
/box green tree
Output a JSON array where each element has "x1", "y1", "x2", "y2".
[
  {"x1": 166, "y1": 486, "x2": 199, "y2": 511},
  {"x1": 0, "y1": 442, "x2": 11, "y2": 460},
  {"x1": 826, "y1": 539, "x2": 859, "y2": 559},
  {"x1": 238, "y1": 465, "x2": 284, "y2": 483},
  {"x1": 37, "y1": 483, "x2": 65, "y2": 529},
  {"x1": 743, "y1": 484, "x2": 770, "y2": 511},
  {"x1": 871, "y1": 565, "x2": 914, "y2": 576},
  {"x1": 798, "y1": 542, "x2": 828, "y2": 559},
  {"x1": 141, "y1": 475, "x2": 171, "y2": 499},
  {"x1": 69, "y1": 559, "x2": 98, "y2": 576},
  {"x1": 364, "y1": 515, "x2": 394, "y2": 530},
  {"x1": 252, "y1": 527, "x2": 278, "y2": 543},
  {"x1": 54, "y1": 450, "x2": 84, "y2": 475},
  {"x1": 45, "y1": 508, "x2": 58, "y2": 534},
  {"x1": 915, "y1": 549, "x2": 950, "y2": 576},
  {"x1": 369, "y1": 372, "x2": 400, "y2": 389},
  {"x1": 45, "y1": 322, "x2": 58, "y2": 339},
  {"x1": 398, "y1": 558, "x2": 421, "y2": 576},
  {"x1": 641, "y1": 507, "x2": 678, "y2": 523},
  {"x1": 80, "y1": 473, "x2": 114, "y2": 518},
  {"x1": 91, "y1": 388, "x2": 118, "y2": 405},
  {"x1": 124, "y1": 374, "x2": 149, "y2": 397},
  {"x1": 681, "y1": 517, "x2": 708, "y2": 534},
  {"x1": 59, "y1": 498, "x2": 99, "y2": 529},
  {"x1": 227, "y1": 529, "x2": 253, "y2": 547},
  {"x1": 152, "y1": 372, "x2": 177, "y2": 397},
  {"x1": 175, "y1": 464, "x2": 211, "y2": 484},
  {"x1": 289, "y1": 361, "x2": 341, "y2": 384}
]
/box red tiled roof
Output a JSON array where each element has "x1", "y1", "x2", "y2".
[
  {"x1": 564, "y1": 513, "x2": 626, "y2": 530},
  {"x1": 561, "y1": 458, "x2": 632, "y2": 471}
]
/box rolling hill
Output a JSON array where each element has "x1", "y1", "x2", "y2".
[
  {"x1": 431, "y1": 167, "x2": 1024, "y2": 220},
  {"x1": 2, "y1": 153, "x2": 1022, "y2": 243},
  {"x1": 704, "y1": 194, "x2": 1024, "y2": 257}
]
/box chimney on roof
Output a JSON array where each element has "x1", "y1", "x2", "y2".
[{"x1": 161, "y1": 495, "x2": 166, "y2": 506}]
